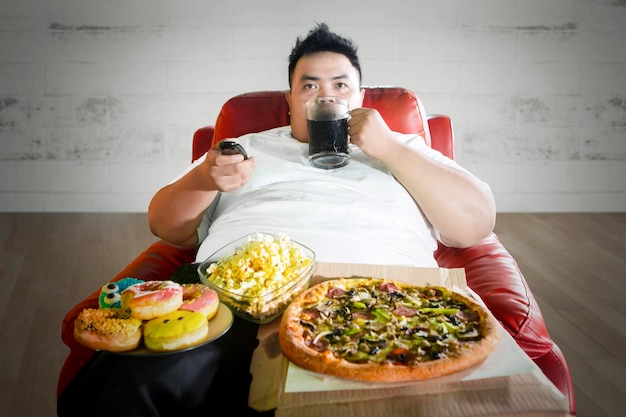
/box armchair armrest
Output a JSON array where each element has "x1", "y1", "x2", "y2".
[
  {"x1": 435, "y1": 234, "x2": 576, "y2": 414},
  {"x1": 436, "y1": 234, "x2": 553, "y2": 356}
]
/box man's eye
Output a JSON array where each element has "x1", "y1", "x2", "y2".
[
  {"x1": 304, "y1": 84, "x2": 317, "y2": 90},
  {"x1": 336, "y1": 82, "x2": 348, "y2": 88}
]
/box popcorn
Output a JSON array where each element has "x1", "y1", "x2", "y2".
[{"x1": 203, "y1": 233, "x2": 314, "y2": 322}]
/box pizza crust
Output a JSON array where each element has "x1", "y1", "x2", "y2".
[{"x1": 279, "y1": 278, "x2": 500, "y2": 383}]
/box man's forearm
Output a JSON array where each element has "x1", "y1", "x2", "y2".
[
  {"x1": 383, "y1": 143, "x2": 496, "y2": 248},
  {"x1": 148, "y1": 167, "x2": 219, "y2": 246}
]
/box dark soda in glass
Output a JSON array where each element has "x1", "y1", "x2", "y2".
[{"x1": 308, "y1": 118, "x2": 349, "y2": 156}]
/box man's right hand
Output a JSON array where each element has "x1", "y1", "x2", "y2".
[{"x1": 203, "y1": 145, "x2": 255, "y2": 192}]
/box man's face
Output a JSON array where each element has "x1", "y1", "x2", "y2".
[{"x1": 286, "y1": 51, "x2": 364, "y2": 142}]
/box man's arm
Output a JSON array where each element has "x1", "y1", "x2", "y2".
[
  {"x1": 348, "y1": 108, "x2": 496, "y2": 248},
  {"x1": 148, "y1": 149, "x2": 255, "y2": 246}
]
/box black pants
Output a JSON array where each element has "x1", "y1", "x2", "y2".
[{"x1": 57, "y1": 316, "x2": 275, "y2": 417}]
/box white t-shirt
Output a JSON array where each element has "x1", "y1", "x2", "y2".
[{"x1": 175, "y1": 127, "x2": 484, "y2": 267}]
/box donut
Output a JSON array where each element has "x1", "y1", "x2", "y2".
[
  {"x1": 143, "y1": 310, "x2": 209, "y2": 352},
  {"x1": 179, "y1": 284, "x2": 220, "y2": 320},
  {"x1": 74, "y1": 308, "x2": 142, "y2": 352},
  {"x1": 121, "y1": 280, "x2": 183, "y2": 320},
  {"x1": 99, "y1": 278, "x2": 144, "y2": 309}
]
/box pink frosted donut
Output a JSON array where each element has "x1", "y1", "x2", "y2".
[
  {"x1": 179, "y1": 284, "x2": 220, "y2": 320},
  {"x1": 121, "y1": 280, "x2": 183, "y2": 320}
]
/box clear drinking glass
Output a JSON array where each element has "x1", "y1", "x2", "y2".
[{"x1": 306, "y1": 96, "x2": 350, "y2": 169}]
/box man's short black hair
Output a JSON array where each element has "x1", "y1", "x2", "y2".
[{"x1": 288, "y1": 23, "x2": 362, "y2": 88}]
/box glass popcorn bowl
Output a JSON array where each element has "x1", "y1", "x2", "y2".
[{"x1": 197, "y1": 232, "x2": 316, "y2": 324}]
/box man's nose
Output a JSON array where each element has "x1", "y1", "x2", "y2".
[{"x1": 318, "y1": 85, "x2": 332, "y2": 97}]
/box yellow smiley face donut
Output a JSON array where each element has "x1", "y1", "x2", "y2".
[{"x1": 143, "y1": 310, "x2": 209, "y2": 352}]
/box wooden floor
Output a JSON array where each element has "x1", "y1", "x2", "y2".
[{"x1": 0, "y1": 212, "x2": 624, "y2": 417}]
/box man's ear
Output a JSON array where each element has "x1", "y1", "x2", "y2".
[
  {"x1": 360, "y1": 88, "x2": 365, "y2": 102},
  {"x1": 285, "y1": 91, "x2": 292, "y2": 114}
]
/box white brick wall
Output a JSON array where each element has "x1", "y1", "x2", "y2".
[{"x1": 0, "y1": 0, "x2": 624, "y2": 212}]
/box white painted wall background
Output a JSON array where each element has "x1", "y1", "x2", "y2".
[{"x1": 0, "y1": 0, "x2": 624, "y2": 212}]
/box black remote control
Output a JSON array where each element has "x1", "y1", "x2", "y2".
[{"x1": 218, "y1": 141, "x2": 248, "y2": 159}]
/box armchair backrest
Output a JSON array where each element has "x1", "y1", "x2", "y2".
[
  {"x1": 192, "y1": 87, "x2": 455, "y2": 161},
  {"x1": 213, "y1": 87, "x2": 431, "y2": 144}
]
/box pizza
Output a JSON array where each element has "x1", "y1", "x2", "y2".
[{"x1": 278, "y1": 278, "x2": 500, "y2": 382}]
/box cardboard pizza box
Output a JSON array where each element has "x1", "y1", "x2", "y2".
[{"x1": 248, "y1": 262, "x2": 570, "y2": 417}]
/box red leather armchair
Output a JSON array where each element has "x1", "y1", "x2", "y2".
[{"x1": 58, "y1": 87, "x2": 575, "y2": 415}]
